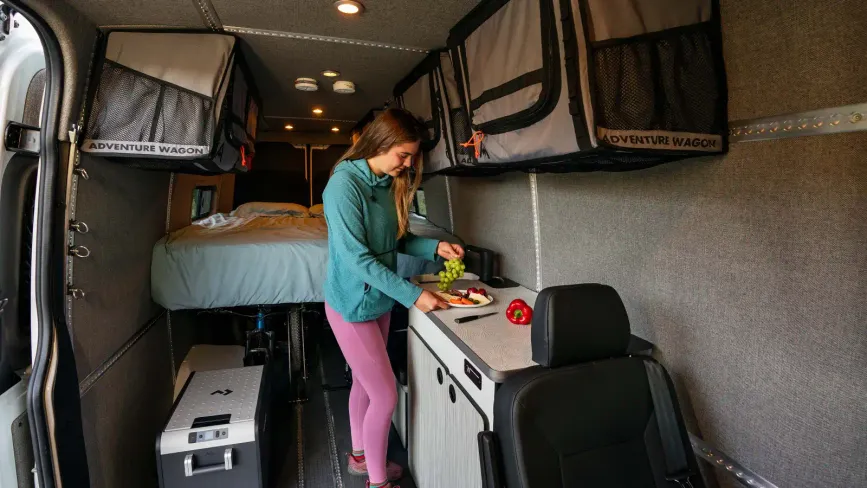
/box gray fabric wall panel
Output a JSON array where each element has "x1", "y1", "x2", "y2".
[
  {"x1": 449, "y1": 173, "x2": 536, "y2": 288},
  {"x1": 26, "y1": 0, "x2": 99, "y2": 141},
  {"x1": 71, "y1": 155, "x2": 170, "y2": 381},
  {"x1": 80, "y1": 316, "x2": 173, "y2": 488},
  {"x1": 11, "y1": 411, "x2": 34, "y2": 488},
  {"x1": 23, "y1": 69, "x2": 46, "y2": 127},
  {"x1": 721, "y1": 0, "x2": 867, "y2": 120},
  {"x1": 64, "y1": 0, "x2": 207, "y2": 28},
  {"x1": 421, "y1": 176, "x2": 451, "y2": 231},
  {"x1": 167, "y1": 310, "x2": 199, "y2": 375},
  {"x1": 210, "y1": 0, "x2": 479, "y2": 49},
  {"x1": 536, "y1": 133, "x2": 867, "y2": 488},
  {"x1": 238, "y1": 33, "x2": 425, "y2": 125}
]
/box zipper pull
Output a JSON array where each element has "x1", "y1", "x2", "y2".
[{"x1": 460, "y1": 131, "x2": 485, "y2": 159}]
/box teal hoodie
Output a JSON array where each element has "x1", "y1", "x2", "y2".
[{"x1": 323, "y1": 159, "x2": 440, "y2": 322}]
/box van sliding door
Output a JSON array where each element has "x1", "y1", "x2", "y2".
[{"x1": 2, "y1": 2, "x2": 91, "y2": 488}]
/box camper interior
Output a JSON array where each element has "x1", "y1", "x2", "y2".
[{"x1": 0, "y1": 1, "x2": 864, "y2": 488}]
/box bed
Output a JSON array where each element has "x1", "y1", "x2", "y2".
[{"x1": 151, "y1": 202, "x2": 460, "y2": 311}]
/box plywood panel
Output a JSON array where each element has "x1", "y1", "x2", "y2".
[{"x1": 169, "y1": 173, "x2": 235, "y2": 232}]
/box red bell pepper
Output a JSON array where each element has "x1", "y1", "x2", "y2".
[{"x1": 506, "y1": 299, "x2": 533, "y2": 325}]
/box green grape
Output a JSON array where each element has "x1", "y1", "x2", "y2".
[{"x1": 437, "y1": 258, "x2": 467, "y2": 294}]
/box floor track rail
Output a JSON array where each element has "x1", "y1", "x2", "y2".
[
  {"x1": 728, "y1": 103, "x2": 866, "y2": 143},
  {"x1": 690, "y1": 433, "x2": 779, "y2": 488}
]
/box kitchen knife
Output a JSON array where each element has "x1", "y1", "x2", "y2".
[{"x1": 454, "y1": 312, "x2": 498, "y2": 324}]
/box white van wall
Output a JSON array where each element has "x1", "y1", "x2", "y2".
[{"x1": 424, "y1": 1, "x2": 866, "y2": 487}]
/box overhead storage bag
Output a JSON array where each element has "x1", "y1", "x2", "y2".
[
  {"x1": 573, "y1": 0, "x2": 726, "y2": 153},
  {"x1": 394, "y1": 51, "x2": 460, "y2": 174},
  {"x1": 81, "y1": 31, "x2": 261, "y2": 174},
  {"x1": 443, "y1": 0, "x2": 727, "y2": 174}
]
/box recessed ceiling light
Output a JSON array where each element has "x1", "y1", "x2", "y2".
[
  {"x1": 313, "y1": 108, "x2": 324, "y2": 115},
  {"x1": 331, "y1": 127, "x2": 340, "y2": 132},
  {"x1": 294, "y1": 77, "x2": 319, "y2": 91},
  {"x1": 284, "y1": 124, "x2": 294, "y2": 130},
  {"x1": 322, "y1": 70, "x2": 340, "y2": 77},
  {"x1": 335, "y1": 0, "x2": 363, "y2": 15}
]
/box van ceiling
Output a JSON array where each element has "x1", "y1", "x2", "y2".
[{"x1": 66, "y1": 0, "x2": 480, "y2": 134}]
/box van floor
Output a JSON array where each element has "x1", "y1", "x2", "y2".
[{"x1": 269, "y1": 320, "x2": 416, "y2": 488}]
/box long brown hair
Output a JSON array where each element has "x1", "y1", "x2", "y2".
[{"x1": 335, "y1": 108, "x2": 427, "y2": 238}]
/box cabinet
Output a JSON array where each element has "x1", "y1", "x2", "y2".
[{"x1": 408, "y1": 328, "x2": 486, "y2": 488}]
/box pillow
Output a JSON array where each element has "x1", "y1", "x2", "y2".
[
  {"x1": 309, "y1": 203, "x2": 324, "y2": 216},
  {"x1": 232, "y1": 202, "x2": 310, "y2": 217}
]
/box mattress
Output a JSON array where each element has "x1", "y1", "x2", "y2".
[
  {"x1": 152, "y1": 214, "x2": 329, "y2": 310},
  {"x1": 151, "y1": 212, "x2": 461, "y2": 310}
]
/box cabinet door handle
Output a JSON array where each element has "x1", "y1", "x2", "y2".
[
  {"x1": 436, "y1": 368, "x2": 444, "y2": 385},
  {"x1": 448, "y1": 384, "x2": 456, "y2": 404}
]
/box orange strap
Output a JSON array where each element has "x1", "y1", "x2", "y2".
[
  {"x1": 460, "y1": 131, "x2": 485, "y2": 159},
  {"x1": 240, "y1": 145, "x2": 252, "y2": 170}
]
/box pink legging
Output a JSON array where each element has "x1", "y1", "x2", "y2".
[{"x1": 324, "y1": 302, "x2": 396, "y2": 484}]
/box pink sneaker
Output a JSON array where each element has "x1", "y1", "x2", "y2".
[
  {"x1": 365, "y1": 483, "x2": 399, "y2": 488},
  {"x1": 348, "y1": 453, "x2": 404, "y2": 481}
]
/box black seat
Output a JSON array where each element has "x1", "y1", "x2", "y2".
[{"x1": 480, "y1": 284, "x2": 704, "y2": 488}]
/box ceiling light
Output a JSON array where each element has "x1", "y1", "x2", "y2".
[
  {"x1": 294, "y1": 77, "x2": 319, "y2": 91},
  {"x1": 331, "y1": 127, "x2": 340, "y2": 132},
  {"x1": 335, "y1": 0, "x2": 363, "y2": 15},
  {"x1": 284, "y1": 124, "x2": 294, "y2": 130},
  {"x1": 312, "y1": 108, "x2": 324, "y2": 115},
  {"x1": 322, "y1": 70, "x2": 340, "y2": 77},
  {"x1": 333, "y1": 80, "x2": 356, "y2": 94}
]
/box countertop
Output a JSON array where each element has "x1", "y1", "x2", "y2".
[{"x1": 412, "y1": 276, "x2": 539, "y2": 382}]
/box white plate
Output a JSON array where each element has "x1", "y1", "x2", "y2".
[{"x1": 435, "y1": 290, "x2": 494, "y2": 308}]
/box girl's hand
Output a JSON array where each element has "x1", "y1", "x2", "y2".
[
  {"x1": 415, "y1": 290, "x2": 450, "y2": 313},
  {"x1": 437, "y1": 241, "x2": 465, "y2": 260}
]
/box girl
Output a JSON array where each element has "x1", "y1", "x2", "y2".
[{"x1": 322, "y1": 108, "x2": 464, "y2": 488}]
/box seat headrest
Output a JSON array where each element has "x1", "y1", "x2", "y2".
[{"x1": 531, "y1": 284, "x2": 631, "y2": 368}]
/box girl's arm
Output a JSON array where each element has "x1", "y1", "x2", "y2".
[
  {"x1": 400, "y1": 232, "x2": 441, "y2": 262},
  {"x1": 324, "y1": 177, "x2": 423, "y2": 308}
]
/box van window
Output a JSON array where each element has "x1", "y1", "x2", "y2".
[
  {"x1": 413, "y1": 187, "x2": 427, "y2": 216},
  {"x1": 191, "y1": 185, "x2": 217, "y2": 220}
]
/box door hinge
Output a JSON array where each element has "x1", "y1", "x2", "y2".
[{"x1": 4, "y1": 121, "x2": 40, "y2": 155}]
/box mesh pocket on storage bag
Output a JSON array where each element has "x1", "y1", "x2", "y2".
[
  {"x1": 85, "y1": 61, "x2": 214, "y2": 157},
  {"x1": 593, "y1": 25, "x2": 721, "y2": 136}
]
